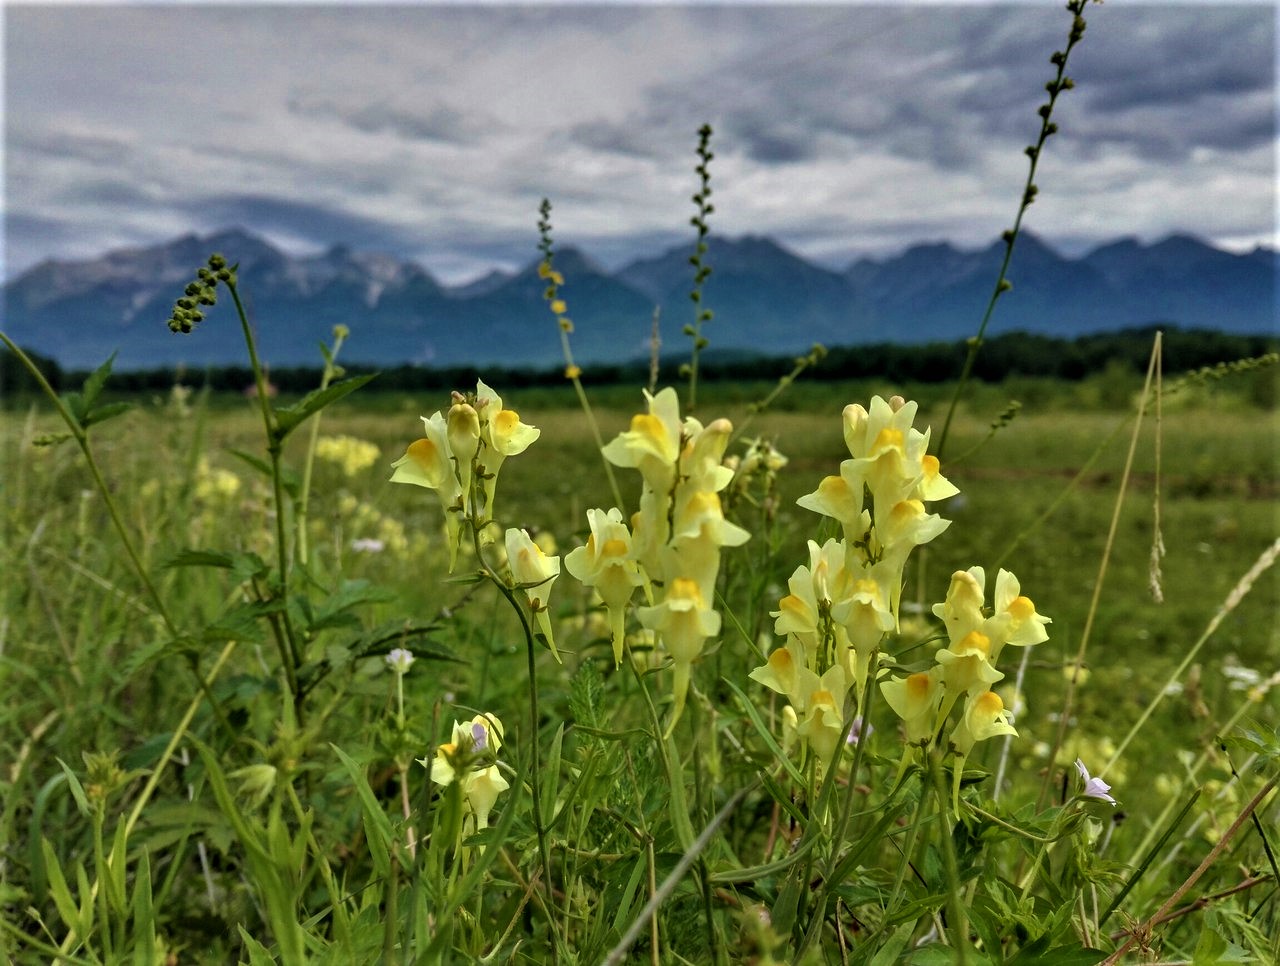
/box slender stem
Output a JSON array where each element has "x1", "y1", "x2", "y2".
[
  {"x1": 602, "y1": 782, "x2": 754, "y2": 966},
  {"x1": 569, "y1": 375, "x2": 624, "y2": 509},
  {"x1": 937, "y1": 0, "x2": 1089, "y2": 458},
  {"x1": 1037, "y1": 339, "x2": 1161, "y2": 809},
  {"x1": 929, "y1": 752, "x2": 969, "y2": 964},
  {"x1": 466, "y1": 507, "x2": 557, "y2": 945},
  {"x1": 1, "y1": 333, "x2": 177, "y2": 637},
  {"x1": 225, "y1": 283, "x2": 303, "y2": 706},
  {"x1": 886, "y1": 772, "x2": 930, "y2": 918},
  {"x1": 297, "y1": 328, "x2": 346, "y2": 566},
  {"x1": 1099, "y1": 775, "x2": 1279, "y2": 966}
]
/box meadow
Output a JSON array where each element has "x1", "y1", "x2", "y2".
[{"x1": 1, "y1": 357, "x2": 1277, "y2": 963}]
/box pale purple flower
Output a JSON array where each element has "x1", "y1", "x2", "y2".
[
  {"x1": 846, "y1": 716, "x2": 874, "y2": 746},
  {"x1": 1074, "y1": 759, "x2": 1117, "y2": 805},
  {"x1": 472, "y1": 721, "x2": 489, "y2": 751},
  {"x1": 385, "y1": 648, "x2": 415, "y2": 675}
]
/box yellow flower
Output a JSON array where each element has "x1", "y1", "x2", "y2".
[
  {"x1": 447, "y1": 401, "x2": 481, "y2": 505},
  {"x1": 679, "y1": 417, "x2": 736, "y2": 494},
  {"x1": 932, "y1": 568, "x2": 987, "y2": 645},
  {"x1": 950, "y1": 690, "x2": 1017, "y2": 757},
  {"x1": 796, "y1": 663, "x2": 848, "y2": 769},
  {"x1": 881, "y1": 669, "x2": 943, "y2": 746},
  {"x1": 987, "y1": 569, "x2": 1051, "y2": 660},
  {"x1": 602, "y1": 387, "x2": 683, "y2": 492},
  {"x1": 935, "y1": 630, "x2": 1004, "y2": 699},
  {"x1": 637, "y1": 577, "x2": 721, "y2": 730},
  {"x1": 748, "y1": 638, "x2": 813, "y2": 712},
  {"x1": 390, "y1": 412, "x2": 463, "y2": 569},
  {"x1": 564, "y1": 508, "x2": 644, "y2": 665},
  {"x1": 842, "y1": 396, "x2": 958, "y2": 512},
  {"x1": 505, "y1": 528, "x2": 562, "y2": 662},
  {"x1": 796, "y1": 472, "x2": 867, "y2": 540},
  {"x1": 833, "y1": 561, "x2": 897, "y2": 690},
  {"x1": 424, "y1": 715, "x2": 509, "y2": 831},
  {"x1": 315, "y1": 435, "x2": 381, "y2": 476}
]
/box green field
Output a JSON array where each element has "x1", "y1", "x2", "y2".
[{"x1": 2, "y1": 362, "x2": 1277, "y2": 962}]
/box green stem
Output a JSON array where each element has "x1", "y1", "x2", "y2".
[
  {"x1": 0, "y1": 333, "x2": 177, "y2": 637},
  {"x1": 937, "y1": 0, "x2": 1089, "y2": 459},
  {"x1": 225, "y1": 282, "x2": 303, "y2": 707},
  {"x1": 886, "y1": 770, "x2": 930, "y2": 920},
  {"x1": 1099, "y1": 774, "x2": 1280, "y2": 966},
  {"x1": 930, "y1": 752, "x2": 969, "y2": 963},
  {"x1": 1037, "y1": 340, "x2": 1163, "y2": 810},
  {"x1": 569, "y1": 375, "x2": 624, "y2": 510},
  {"x1": 466, "y1": 507, "x2": 557, "y2": 948},
  {"x1": 297, "y1": 328, "x2": 347, "y2": 566},
  {"x1": 1102, "y1": 538, "x2": 1279, "y2": 779}
]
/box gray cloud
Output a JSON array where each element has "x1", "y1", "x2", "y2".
[
  {"x1": 186, "y1": 194, "x2": 426, "y2": 255},
  {"x1": 3, "y1": 3, "x2": 1274, "y2": 284},
  {"x1": 287, "y1": 95, "x2": 497, "y2": 145}
]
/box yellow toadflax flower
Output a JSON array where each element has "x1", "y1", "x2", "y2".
[
  {"x1": 424, "y1": 715, "x2": 509, "y2": 831},
  {"x1": 505, "y1": 528, "x2": 562, "y2": 662},
  {"x1": 950, "y1": 689, "x2": 1017, "y2": 758},
  {"x1": 564, "y1": 508, "x2": 644, "y2": 665},
  {"x1": 390, "y1": 411, "x2": 464, "y2": 569},
  {"x1": 475, "y1": 379, "x2": 540, "y2": 510},
  {"x1": 601, "y1": 386, "x2": 683, "y2": 492},
  {"x1": 637, "y1": 577, "x2": 721, "y2": 731}
]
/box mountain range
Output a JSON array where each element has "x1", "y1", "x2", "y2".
[{"x1": 2, "y1": 228, "x2": 1275, "y2": 371}]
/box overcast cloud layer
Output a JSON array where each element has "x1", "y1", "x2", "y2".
[{"x1": 4, "y1": 2, "x2": 1276, "y2": 283}]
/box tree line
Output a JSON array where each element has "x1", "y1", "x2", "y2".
[{"x1": 2, "y1": 325, "x2": 1275, "y2": 398}]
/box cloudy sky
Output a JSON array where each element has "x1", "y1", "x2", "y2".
[{"x1": 3, "y1": 2, "x2": 1275, "y2": 284}]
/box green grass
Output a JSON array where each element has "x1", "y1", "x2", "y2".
[{"x1": 2, "y1": 372, "x2": 1276, "y2": 963}]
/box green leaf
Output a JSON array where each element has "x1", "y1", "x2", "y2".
[
  {"x1": 130, "y1": 850, "x2": 156, "y2": 966},
  {"x1": 568, "y1": 661, "x2": 605, "y2": 733},
  {"x1": 273, "y1": 373, "x2": 378, "y2": 439},
  {"x1": 41, "y1": 838, "x2": 85, "y2": 934},
  {"x1": 83, "y1": 400, "x2": 133, "y2": 429},
  {"x1": 237, "y1": 925, "x2": 279, "y2": 965},
  {"x1": 103, "y1": 818, "x2": 130, "y2": 916},
  {"x1": 541, "y1": 725, "x2": 564, "y2": 826},
  {"x1": 55, "y1": 758, "x2": 91, "y2": 818},
  {"x1": 308, "y1": 579, "x2": 395, "y2": 632},
  {"x1": 908, "y1": 946, "x2": 995, "y2": 966},
  {"x1": 82, "y1": 352, "x2": 117, "y2": 408},
  {"x1": 724, "y1": 678, "x2": 806, "y2": 788},
  {"x1": 60, "y1": 390, "x2": 87, "y2": 426},
  {"x1": 346, "y1": 622, "x2": 458, "y2": 663},
  {"x1": 227, "y1": 450, "x2": 302, "y2": 498},
  {"x1": 329, "y1": 744, "x2": 394, "y2": 880},
  {"x1": 228, "y1": 448, "x2": 272, "y2": 479},
  {"x1": 203, "y1": 599, "x2": 281, "y2": 642},
  {"x1": 163, "y1": 549, "x2": 269, "y2": 585}
]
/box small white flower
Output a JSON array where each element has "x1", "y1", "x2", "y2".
[
  {"x1": 1075, "y1": 759, "x2": 1117, "y2": 805},
  {"x1": 385, "y1": 648, "x2": 415, "y2": 675},
  {"x1": 351, "y1": 537, "x2": 386, "y2": 553}
]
